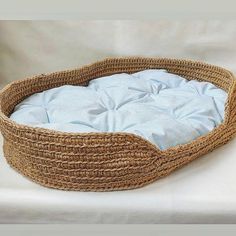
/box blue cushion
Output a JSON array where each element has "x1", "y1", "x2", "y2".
[{"x1": 10, "y1": 69, "x2": 227, "y2": 150}]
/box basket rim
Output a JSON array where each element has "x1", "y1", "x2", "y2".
[{"x1": 0, "y1": 57, "x2": 235, "y2": 154}]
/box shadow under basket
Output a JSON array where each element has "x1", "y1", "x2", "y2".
[{"x1": 0, "y1": 57, "x2": 236, "y2": 191}]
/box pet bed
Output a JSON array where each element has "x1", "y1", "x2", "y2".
[{"x1": 0, "y1": 58, "x2": 235, "y2": 191}]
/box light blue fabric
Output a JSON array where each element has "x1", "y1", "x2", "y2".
[{"x1": 10, "y1": 70, "x2": 227, "y2": 150}]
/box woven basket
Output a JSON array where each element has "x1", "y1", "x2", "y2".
[{"x1": 0, "y1": 58, "x2": 236, "y2": 191}]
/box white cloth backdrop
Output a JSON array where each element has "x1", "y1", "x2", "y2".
[
  {"x1": 1, "y1": 21, "x2": 236, "y2": 87},
  {"x1": 0, "y1": 20, "x2": 236, "y2": 223}
]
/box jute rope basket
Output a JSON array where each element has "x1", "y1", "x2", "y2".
[{"x1": 0, "y1": 58, "x2": 236, "y2": 191}]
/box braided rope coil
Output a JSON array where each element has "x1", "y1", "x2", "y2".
[{"x1": 0, "y1": 57, "x2": 235, "y2": 191}]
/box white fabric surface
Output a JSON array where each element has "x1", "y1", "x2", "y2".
[
  {"x1": 1, "y1": 134, "x2": 236, "y2": 223},
  {"x1": 1, "y1": 21, "x2": 236, "y2": 89},
  {"x1": 10, "y1": 69, "x2": 227, "y2": 150}
]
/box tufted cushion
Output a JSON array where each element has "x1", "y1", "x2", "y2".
[{"x1": 10, "y1": 69, "x2": 227, "y2": 150}]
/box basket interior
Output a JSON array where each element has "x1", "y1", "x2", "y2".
[{"x1": 1, "y1": 58, "x2": 234, "y2": 119}]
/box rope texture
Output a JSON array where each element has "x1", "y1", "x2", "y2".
[{"x1": 0, "y1": 57, "x2": 235, "y2": 191}]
